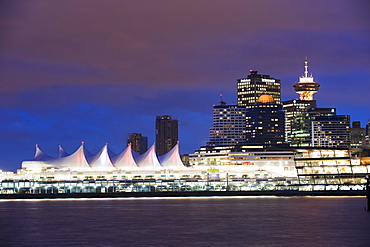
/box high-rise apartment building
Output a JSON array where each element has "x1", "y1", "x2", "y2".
[
  {"x1": 237, "y1": 70, "x2": 281, "y2": 107},
  {"x1": 126, "y1": 133, "x2": 148, "y2": 154},
  {"x1": 155, "y1": 115, "x2": 178, "y2": 156},
  {"x1": 207, "y1": 98, "x2": 248, "y2": 146}
]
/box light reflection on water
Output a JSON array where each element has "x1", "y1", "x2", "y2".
[{"x1": 0, "y1": 197, "x2": 369, "y2": 247}]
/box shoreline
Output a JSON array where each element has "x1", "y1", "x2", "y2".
[{"x1": 0, "y1": 190, "x2": 366, "y2": 200}]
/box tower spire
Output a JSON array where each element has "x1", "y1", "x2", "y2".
[{"x1": 304, "y1": 56, "x2": 309, "y2": 78}]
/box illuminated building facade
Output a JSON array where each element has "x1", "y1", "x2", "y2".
[
  {"x1": 294, "y1": 148, "x2": 369, "y2": 188},
  {"x1": 208, "y1": 94, "x2": 285, "y2": 146},
  {"x1": 126, "y1": 133, "x2": 148, "y2": 154},
  {"x1": 237, "y1": 70, "x2": 280, "y2": 107},
  {"x1": 290, "y1": 107, "x2": 336, "y2": 147},
  {"x1": 207, "y1": 104, "x2": 248, "y2": 146},
  {"x1": 246, "y1": 95, "x2": 285, "y2": 145},
  {"x1": 282, "y1": 99, "x2": 316, "y2": 143},
  {"x1": 189, "y1": 145, "x2": 297, "y2": 179},
  {"x1": 287, "y1": 106, "x2": 350, "y2": 148},
  {"x1": 155, "y1": 115, "x2": 178, "y2": 156},
  {"x1": 311, "y1": 115, "x2": 350, "y2": 149},
  {"x1": 189, "y1": 145, "x2": 370, "y2": 188}
]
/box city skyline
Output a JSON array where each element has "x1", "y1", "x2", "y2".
[{"x1": 0, "y1": 1, "x2": 369, "y2": 171}]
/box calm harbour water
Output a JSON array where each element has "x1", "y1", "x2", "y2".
[{"x1": 0, "y1": 196, "x2": 369, "y2": 247}]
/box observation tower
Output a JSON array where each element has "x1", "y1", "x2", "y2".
[{"x1": 293, "y1": 58, "x2": 320, "y2": 101}]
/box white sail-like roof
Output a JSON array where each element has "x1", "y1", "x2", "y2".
[
  {"x1": 32, "y1": 144, "x2": 55, "y2": 161},
  {"x1": 89, "y1": 144, "x2": 116, "y2": 171},
  {"x1": 22, "y1": 142, "x2": 189, "y2": 172},
  {"x1": 112, "y1": 144, "x2": 139, "y2": 170},
  {"x1": 58, "y1": 145, "x2": 69, "y2": 158},
  {"x1": 158, "y1": 142, "x2": 185, "y2": 170},
  {"x1": 51, "y1": 143, "x2": 91, "y2": 171},
  {"x1": 21, "y1": 145, "x2": 57, "y2": 171},
  {"x1": 136, "y1": 144, "x2": 162, "y2": 170}
]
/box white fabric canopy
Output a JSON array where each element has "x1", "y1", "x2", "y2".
[
  {"x1": 158, "y1": 142, "x2": 185, "y2": 170},
  {"x1": 22, "y1": 142, "x2": 185, "y2": 172},
  {"x1": 112, "y1": 144, "x2": 139, "y2": 170},
  {"x1": 89, "y1": 144, "x2": 116, "y2": 171},
  {"x1": 135, "y1": 144, "x2": 162, "y2": 170}
]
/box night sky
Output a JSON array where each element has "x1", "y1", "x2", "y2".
[{"x1": 1, "y1": 1, "x2": 369, "y2": 171}]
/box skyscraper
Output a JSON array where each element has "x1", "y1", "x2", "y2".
[
  {"x1": 126, "y1": 133, "x2": 148, "y2": 154},
  {"x1": 282, "y1": 99, "x2": 317, "y2": 143},
  {"x1": 155, "y1": 115, "x2": 178, "y2": 156},
  {"x1": 283, "y1": 58, "x2": 319, "y2": 145},
  {"x1": 246, "y1": 94, "x2": 285, "y2": 145},
  {"x1": 237, "y1": 70, "x2": 281, "y2": 107}
]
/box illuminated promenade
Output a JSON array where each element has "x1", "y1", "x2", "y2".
[{"x1": 0, "y1": 177, "x2": 367, "y2": 199}]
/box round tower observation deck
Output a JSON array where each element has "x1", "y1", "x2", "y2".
[{"x1": 293, "y1": 58, "x2": 320, "y2": 101}]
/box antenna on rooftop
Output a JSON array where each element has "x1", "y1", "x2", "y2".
[{"x1": 219, "y1": 94, "x2": 226, "y2": 106}]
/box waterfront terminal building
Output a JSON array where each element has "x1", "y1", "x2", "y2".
[
  {"x1": 189, "y1": 144, "x2": 369, "y2": 190},
  {"x1": 1, "y1": 142, "x2": 369, "y2": 194}
]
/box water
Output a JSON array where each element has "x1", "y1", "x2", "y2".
[{"x1": 0, "y1": 196, "x2": 369, "y2": 247}]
